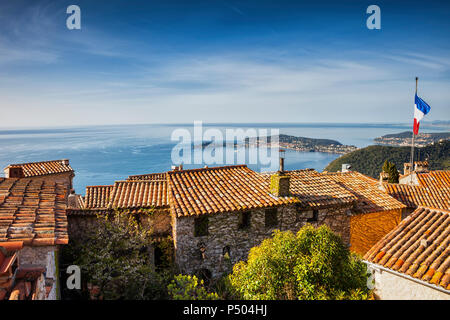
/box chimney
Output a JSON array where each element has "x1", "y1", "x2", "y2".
[
  {"x1": 379, "y1": 171, "x2": 389, "y2": 184},
  {"x1": 403, "y1": 163, "x2": 412, "y2": 176},
  {"x1": 5, "y1": 166, "x2": 24, "y2": 178},
  {"x1": 341, "y1": 164, "x2": 352, "y2": 173},
  {"x1": 61, "y1": 159, "x2": 70, "y2": 166},
  {"x1": 279, "y1": 149, "x2": 286, "y2": 173},
  {"x1": 414, "y1": 161, "x2": 429, "y2": 173},
  {"x1": 270, "y1": 149, "x2": 290, "y2": 197}
]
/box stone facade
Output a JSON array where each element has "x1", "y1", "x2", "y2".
[
  {"x1": 173, "y1": 204, "x2": 352, "y2": 278},
  {"x1": 17, "y1": 245, "x2": 59, "y2": 300},
  {"x1": 67, "y1": 215, "x2": 102, "y2": 241},
  {"x1": 68, "y1": 209, "x2": 172, "y2": 242}
]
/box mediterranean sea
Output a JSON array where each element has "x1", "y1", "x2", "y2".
[{"x1": 0, "y1": 123, "x2": 447, "y2": 194}]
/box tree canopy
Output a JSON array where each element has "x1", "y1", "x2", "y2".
[
  {"x1": 382, "y1": 160, "x2": 400, "y2": 183},
  {"x1": 74, "y1": 210, "x2": 171, "y2": 300}
]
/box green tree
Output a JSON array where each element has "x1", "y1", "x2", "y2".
[
  {"x1": 167, "y1": 274, "x2": 220, "y2": 300},
  {"x1": 228, "y1": 225, "x2": 371, "y2": 300},
  {"x1": 325, "y1": 140, "x2": 449, "y2": 178},
  {"x1": 382, "y1": 160, "x2": 399, "y2": 183},
  {"x1": 75, "y1": 210, "x2": 171, "y2": 300}
]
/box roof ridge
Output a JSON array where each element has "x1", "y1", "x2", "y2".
[
  {"x1": 86, "y1": 185, "x2": 114, "y2": 188},
  {"x1": 6, "y1": 159, "x2": 70, "y2": 168},
  {"x1": 113, "y1": 180, "x2": 166, "y2": 184},
  {"x1": 167, "y1": 164, "x2": 248, "y2": 174}
]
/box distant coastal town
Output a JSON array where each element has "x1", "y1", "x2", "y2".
[{"x1": 374, "y1": 131, "x2": 450, "y2": 147}]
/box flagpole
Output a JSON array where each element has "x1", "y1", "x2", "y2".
[{"x1": 410, "y1": 77, "x2": 418, "y2": 180}]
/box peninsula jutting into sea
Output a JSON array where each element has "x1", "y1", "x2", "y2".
[{"x1": 244, "y1": 134, "x2": 358, "y2": 154}]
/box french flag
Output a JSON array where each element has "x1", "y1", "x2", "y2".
[{"x1": 413, "y1": 94, "x2": 431, "y2": 135}]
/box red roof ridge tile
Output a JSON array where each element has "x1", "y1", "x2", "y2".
[
  {"x1": 6, "y1": 159, "x2": 71, "y2": 168},
  {"x1": 168, "y1": 164, "x2": 248, "y2": 175}
]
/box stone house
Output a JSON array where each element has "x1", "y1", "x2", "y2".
[
  {"x1": 67, "y1": 178, "x2": 171, "y2": 268},
  {"x1": 72, "y1": 163, "x2": 406, "y2": 280},
  {"x1": 364, "y1": 206, "x2": 449, "y2": 300},
  {"x1": 167, "y1": 165, "x2": 406, "y2": 278},
  {"x1": 3, "y1": 159, "x2": 75, "y2": 191},
  {"x1": 0, "y1": 176, "x2": 69, "y2": 299}
]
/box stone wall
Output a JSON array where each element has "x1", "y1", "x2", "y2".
[
  {"x1": 18, "y1": 245, "x2": 59, "y2": 300},
  {"x1": 67, "y1": 215, "x2": 102, "y2": 242},
  {"x1": 140, "y1": 209, "x2": 172, "y2": 236},
  {"x1": 173, "y1": 204, "x2": 352, "y2": 278},
  {"x1": 68, "y1": 209, "x2": 172, "y2": 242}
]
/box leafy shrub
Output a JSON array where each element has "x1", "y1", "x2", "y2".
[
  {"x1": 228, "y1": 225, "x2": 371, "y2": 300},
  {"x1": 168, "y1": 275, "x2": 219, "y2": 300}
]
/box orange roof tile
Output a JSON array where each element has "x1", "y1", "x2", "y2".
[
  {"x1": 84, "y1": 185, "x2": 113, "y2": 209},
  {"x1": 282, "y1": 170, "x2": 357, "y2": 209},
  {"x1": 5, "y1": 160, "x2": 74, "y2": 178},
  {"x1": 0, "y1": 178, "x2": 69, "y2": 245},
  {"x1": 168, "y1": 165, "x2": 299, "y2": 217},
  {"x1": 383, "y1": 171, "x2": 450, "y2": 211},
  {"x1": 324, "y1": 171, "x2": 406, "y2": 214},
  {"x1": 109, "y1": 180, "x2": 169, "y2": 209},
  {"x1": 364, "y1": 207, "x2": 450, "y2": 290}
]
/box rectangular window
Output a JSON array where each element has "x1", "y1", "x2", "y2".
[
  {"x1": 265, "y1": 208, "x2": 278, "y2": 228},
  {"x1": 307, "y1": 210, "x2": 319, "y2": 222},
  {"x1": 194, "y1": 216, "x2": 209, "y2": 237},
  {"x1": 238, "y1": 211, "x2": 251, "y2": 230}
]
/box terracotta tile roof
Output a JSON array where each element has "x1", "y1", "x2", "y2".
[
  {"x1": 364, "y1": 207, "x2": 450, "y2": 290},
  {"x1": 282, "y1": 170, "x2": 357, "y2": 209},
  {"x1": 84, "y1": 185, "x2": 113, "y2": 209},
  {"x1": 0, "y1": 241, "x2": 47, "y2": 300},
  {"x1": 324, "y1": 172, "x2": 406, "y2": 214},
  {"x1": 383, "y1": 170, "x2": 450, "y2": 211},
  {"x1": 127, "y1": 173, "x2": 166, "y2": 181},
  {"x1": 168, "y1": 165, "x2": 299, "y2": 217},
  {"x1": 416, "y1": 170, "x2": 450, "y2": 189},
  {"x1": 109, "y1": 180, "x2": 169, "y2": 209},
  {"x1": 5, "y1": 160, "x2": 74, "y2": 178},
  {"x1": 0, "y1": 178, "x2": 69, "y2": 245}
]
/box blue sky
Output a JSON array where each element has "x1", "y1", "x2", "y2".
[{"x1": 0, "y1": 0, "x2": 449, "y2": 127}]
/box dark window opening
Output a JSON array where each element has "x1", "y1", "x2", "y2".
[
  {"x1": 265, "y1": 208, "x2": 278, "y2": 228},
  {"x1": 307, "y1": 210, "x2": 319, "y2": 222},
  {"x1": 154, "y1": 245, "x2": 163, "y2": 270},
  {"x1": 194, "y1": 216, "x2": 209, "y2": 237},
  {"x1": 238, "y1": 211, "x2": 251, "y2": 229}
]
